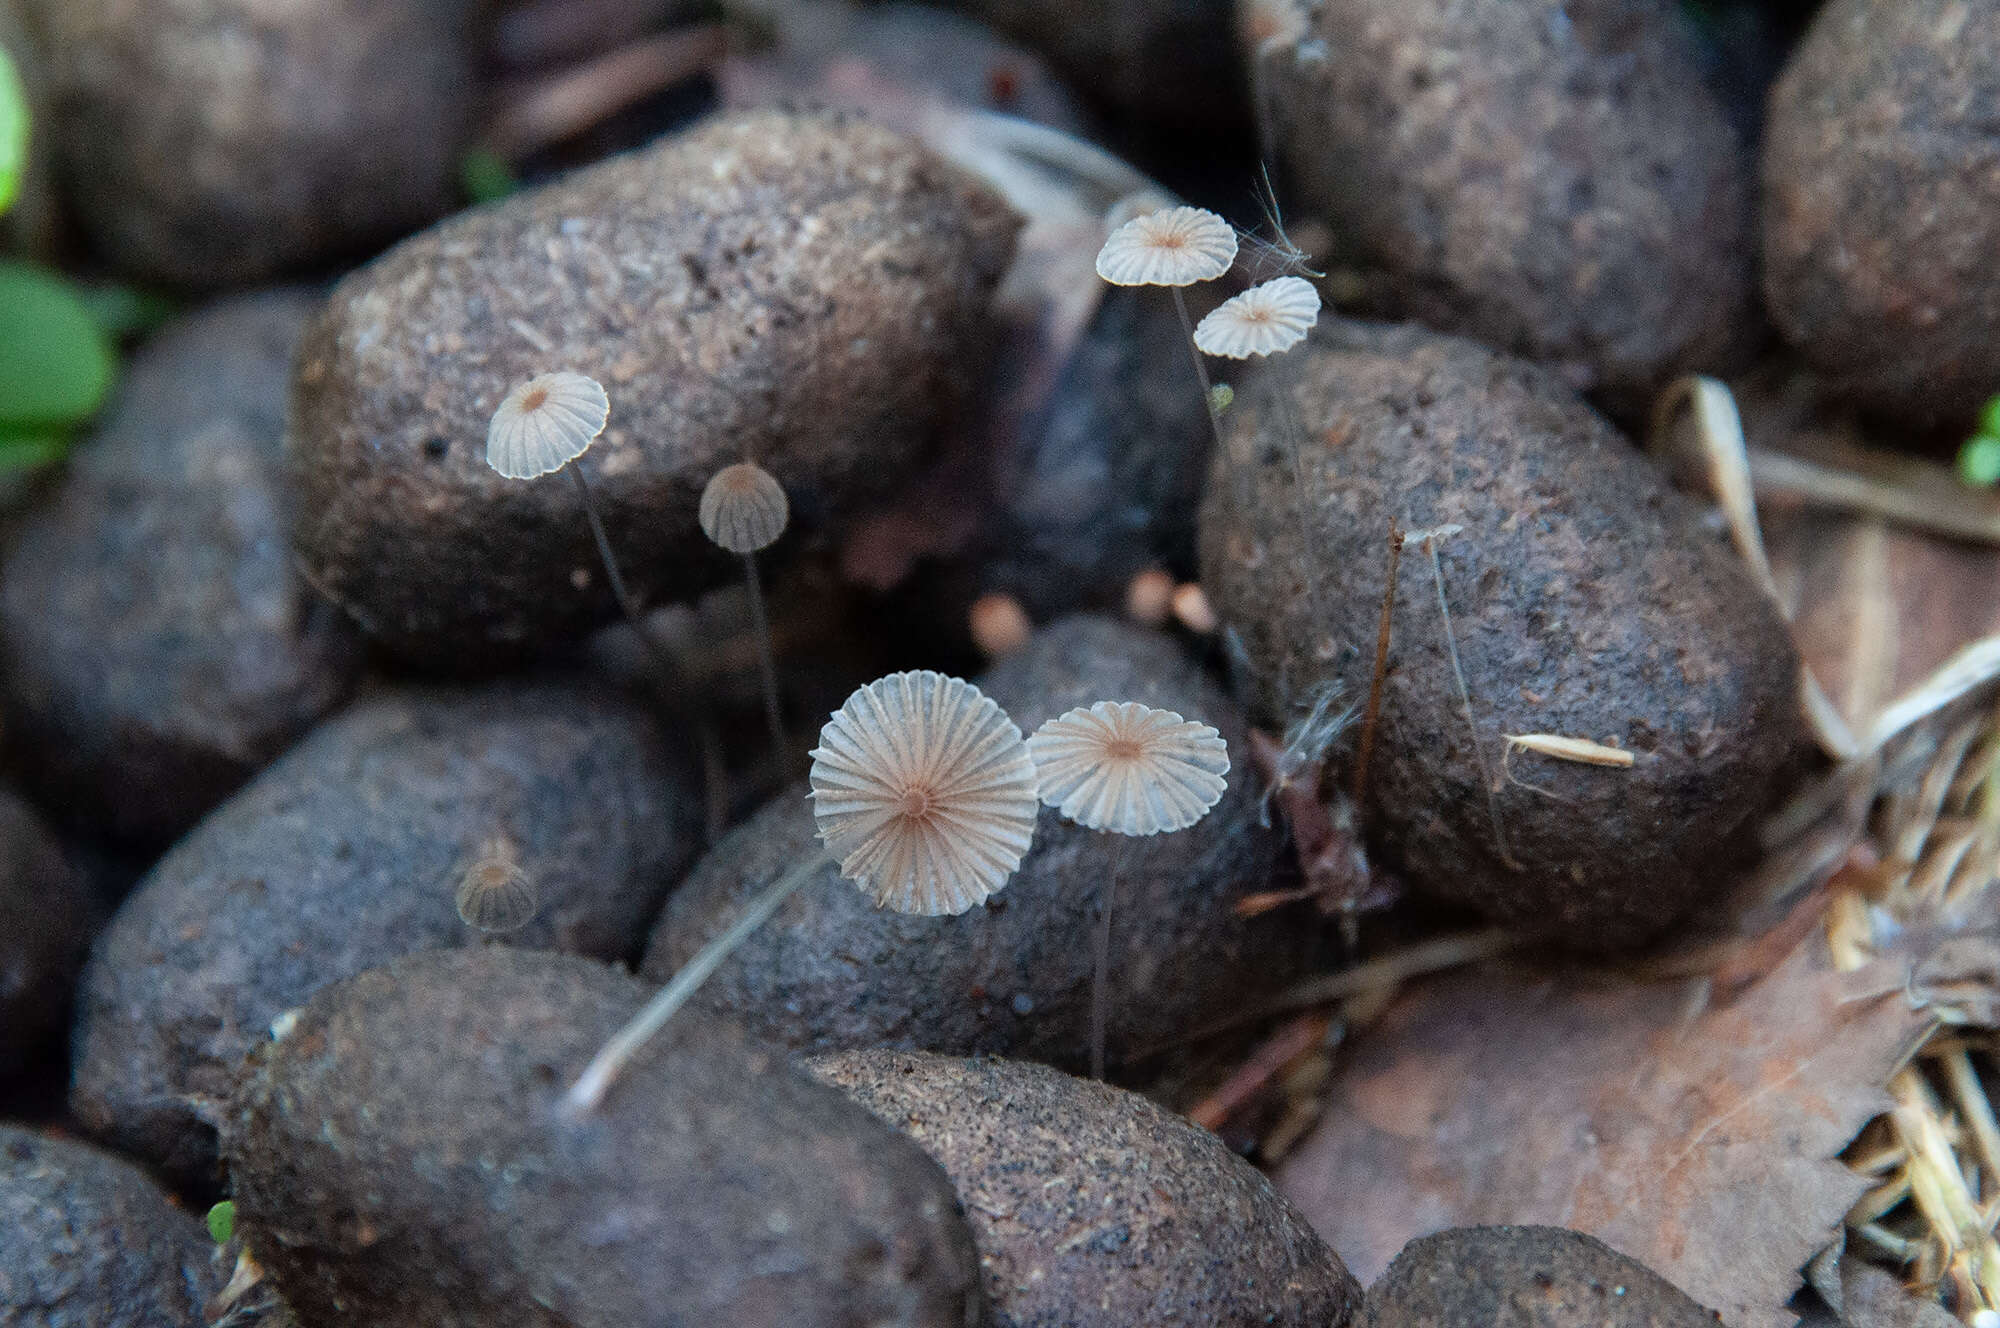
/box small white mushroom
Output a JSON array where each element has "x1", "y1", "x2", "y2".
[
  {"x1": 484, "y1": 371, "x2": 610, "y2": 479},
  {"x1": 698, "y1": 461, "x2": 791, "y2": 554},
  {"x1": 1193, "y1": 276, "x2": 1321, "y2": 359},
  {"x1": 809, "y1": 671, "x2": 1041, "y2": 916},
  {"x1": 1027, "y1": 700, "x2": 1230, "y2": 837},
  {"x1": 453, "y1": 836, "x2": 539, "y2": 933},
  {"x1": 1095, "y1": 205, "x2": 1238, "y2": 287}
]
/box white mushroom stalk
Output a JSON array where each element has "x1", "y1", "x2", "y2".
[
  {"x1": 1094, "y1": 202, "x2": 1240, "y2": 463},
  {"x1": 698, "y1": 460, "x2": 792, "y2": 771},
  {"x1": 484, "y1": 370, "x2": 679, "y2": 683},
  {"x1": 1027, "y1": 700, "x2": 1230, "y2": 1079}
]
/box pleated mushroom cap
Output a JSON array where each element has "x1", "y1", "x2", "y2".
[
  {"x1": 453, "y1": 839, "x2": 539, "y2": 933},
  {"x1": 809, "y1": 671, "x2": 1041, "y2": 916},
  {"x1": 1193, "y1": 276, "x2": 1320, "y2": 358},
  {"x1": 1027, "y1": 700, "x2": 1230, "y2": 836},
  {"x1": 699, "y1": 461, "x2": 790, "y2": 553},
  {"x1": 1095, "y1": 205, "x2": 1238, "y2": 287},
  {"x1": 484, "y1": 371, "x2": 610, "y2": 479}
]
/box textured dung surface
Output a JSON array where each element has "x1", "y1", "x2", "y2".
[
  {"x1": 1763, "y1": 0, "x2": 2000, "y2": 425},
  {"x1": 225, "y1": 948, "x2": 985, "y2": 1328},
  {"x1": 0, "y1": 1124, "x2": 216, "y2": 1327},
  {"x1": 71, "y1": 679, "x2": 699, "y2": 1186},
  {"x1": 808, "y1": 1049, "x2": 1364, "y2": 1328},
  {"x1": 979, "y1": 286, "x2": 1215, "y2": 616},
  {"x1": 0, "y1": 292, "x2": 360, "y2": 845},
  {"x1": 289, "y1": 108, "x2": 1018, "y2": 665},
  {"x1": 1198, "y1": 321, "x2": 1803, "y2": 948},
  {"x1": 645, "y1": 615, "x2": 1307, "y2": 1069},
  {"x1": 1365, "y1": 1226, "x2": 1718, "y2": 1327},
  {"x1": 0, "y1": 789, "x2": 90, "y2": 1073},
  {"x1": 23, "y1": 0, "x2": 475, "y2": 289},
  {"x1": 1256, "y1": 0, "x2": 1753, "y2": 404},
  {"x1": 937, "y1": 0, "x2": 1239, "y2": 133}
]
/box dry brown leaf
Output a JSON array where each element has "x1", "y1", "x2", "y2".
[
  {"x1": 1274, "y1": 934, "x2": 1934, "y2": 1328},
  {"x1": 1764, "y1": 507, "x2": 2000, "y2": 747}
]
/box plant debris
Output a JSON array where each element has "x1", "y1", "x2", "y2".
[{"x1": 1273, "y1": 923, "x2": 1939, "y2": 1328}]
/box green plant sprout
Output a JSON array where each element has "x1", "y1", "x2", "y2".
[
  {"x1": 0, "y1": 40, "x2": 25, "y2": 218},
  {"x1": 1959, "y1": 396, "x2": 2000, "y2": 487},
  {"x1": 0, "y1": 262, "x2": 117, "y2": 472},
  {"x1": 458, "y1": 147, "x2": 519, "y2": 205},
  {"x1": 206, "y1": 1200, "x2": 236, "y2": 1244}
]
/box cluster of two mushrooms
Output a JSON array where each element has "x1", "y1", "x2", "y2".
[
  {"x1": 565, "y1": 669, "x2": 1231, "y2": 1114},
  {"x1": 486, "y1": 370, "x2": 792, "y2": 770}
]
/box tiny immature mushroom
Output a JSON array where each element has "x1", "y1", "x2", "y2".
[
  {"x1": 698, "y1": 462, "x2": 789, "y2": 554},
  {"x1": 969, "y1": 592, "x2": 1033, "y2": 658},
  {"x1": 1171, "y1": 582, "x2": 1219, "y2": 634},
  {"x1": 1193, "y1": 276, "x2": 1321, "y2": 359},
  {"x1": 564, "y1": 671, "x2": 1042, "y2": 1115},
  {"x1": 1027, "y1": 700, "x2": 1229, "y2": 1077},
  {"x1": 1126, "y1": 569, "x2": 1175, "y2": 627},
  {"x1": 453, "y1": 835, "x2": 539, "y2": 934},
  {"x1": 698, "y1": 460, "x2": 791, "y2": 768}
]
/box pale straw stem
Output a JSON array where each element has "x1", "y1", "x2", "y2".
[{"x1": 562, "y1": 848, "x2": 831, "y2": 1116}]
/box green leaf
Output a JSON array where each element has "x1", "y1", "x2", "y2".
[
  {"x1": 459, "y1": 147, "x2": 519, "y2": 205},
  {"x1": 0, "y1": 428, "x2": 71, "y2": 472},
  {"x1": 1979, "y1": 394, "x2": 2000, "y2": 441},
  {"x1": 0, "y1": 262, "x2": 117, "y2": 431},
  {"x1": 74, "y1": 282, "x2": 177, "y2": 339},
  {"x1": 0, "y1": 40, "x2": 24, "y2": 218},
  {"x1": 1958, "y1": 433, "x2": 2000, "y2": 487},
  {"x1": 206, "y1": 1200, "x2": 236, "y2": 1244}
]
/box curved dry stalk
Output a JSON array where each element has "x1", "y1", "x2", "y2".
[
  {"x1": 563, "y1": 849, "x2": 831, "y2": 1116},
  {"x1": 1419, "y1": 529, "x2": 1517, "y2": 871}
]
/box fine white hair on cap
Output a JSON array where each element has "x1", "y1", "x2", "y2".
[
  {"x1": 699, "y1": 461, "x2": 791, "y2": 553},
  {"x1": 809, "y1": 670, "x2": 1041, "y2": 916},
  {"x1": 1028, "y1": 700, "x2": 1229, "y2": 836},
  {"x1": 1095, "y1": 205, "x2": 1238, "y2": 287},
  {"x1": 1193, "y1": 276, "x2": 1321, "y2": 358},
  {"x1": 485, "y1": 371, "x2": 610, "y2": 479}
]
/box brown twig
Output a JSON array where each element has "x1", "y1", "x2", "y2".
[
  {"x1": 1187, "y1": 1011, "x2": 1331, "y2": 1133},
  {"x1": 487, "y1": 27, "x2": 729, "y2": 158},
  {"x1": 1351, "y1": 520, "x2": 1404, "y2": 806}
]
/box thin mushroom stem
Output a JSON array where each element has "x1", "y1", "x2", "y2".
[
  {"x1": 741, "y1": 551, "x2": 786, "y2": 773},
  {"x1": 1352, "y1": 521, "x2": 1405, "y2": 808},
  {"x1": 568, "y1": 463, "x2": 728, "y2": 836},
  {"x1": 566, "y1": 463, "x2": 676, "y2": 680},
  {"x1": 1090, "y1": 838, "x2": 1125, "y2": 1081},
  {"x1": 563, "y1": 848, "x2": 833, "y2": 1116},
  {"x1": 1171, "y1": 286, "x2": 1227, "y2": 455}
]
